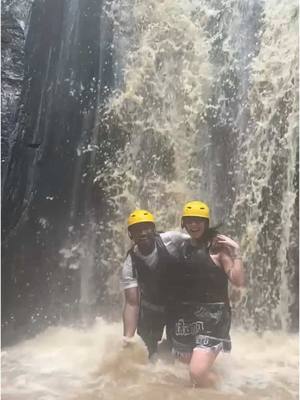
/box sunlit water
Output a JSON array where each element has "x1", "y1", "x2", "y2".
[{"x1": 2, "y1": 318, "x2": 298, "y2": 400}]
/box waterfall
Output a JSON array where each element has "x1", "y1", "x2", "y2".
[
  {"x1": 96, "y1": 0, "x2": 298, "y2": 331},
  {"x1": 2, "y1": 0, "x2": 298, "y2": 345},
  {"x1": 230, "y1": 0, "x2": 299, "y2": 330}
]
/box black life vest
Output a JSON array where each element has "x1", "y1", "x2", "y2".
[
  {"x1": 167, "y1": 239, "x2": 229, "y2": 305},
  {"x1": 129, "y1": 234, "x2": 177, "y2": 307}
]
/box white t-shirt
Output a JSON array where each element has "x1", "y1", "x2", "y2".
[{"x1": 120, "y1": 231, "x2": 189, "y2": 290}]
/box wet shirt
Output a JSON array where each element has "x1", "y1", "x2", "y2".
[{"x1": 120, "y1": 231, "x2": 189, "y2": 290}]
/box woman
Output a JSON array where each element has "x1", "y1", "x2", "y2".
[{"x1": 167, "y1": 200, "x2": 245, "y2": 387}]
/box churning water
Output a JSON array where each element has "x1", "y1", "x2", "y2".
[{"x1": 2, "y1": 319, "x2": 299, "y2": 400}]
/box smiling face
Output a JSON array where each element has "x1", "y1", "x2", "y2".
[
  {"x1": 128, "y1": 222, "x2": 156, "y2": 254},
  {"x1": 182, "y1": 216, "x2": 208, "y2": 240}
]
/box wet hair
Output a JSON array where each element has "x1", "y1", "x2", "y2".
[{"x1": 202, "y1": 223, "x2": 222, "y2": 242}]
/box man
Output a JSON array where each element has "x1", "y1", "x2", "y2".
[
  {"x1": 121, "y1": 209, "x2": 188, "y2": 358},
  {"x1": 167, "y1": 200, "x2": 245, "y2": 386}
]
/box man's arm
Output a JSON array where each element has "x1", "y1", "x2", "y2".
[
  {"x1": 121, "y1": 253, "x2": 140, "y2": 338},
  {"x1": 123, "y1": 287, "x2": 140, "y2": 337}
]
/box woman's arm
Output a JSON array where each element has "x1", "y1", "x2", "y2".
[{"x1": 216, "y1": 234, "x2": 246, "y2": 287}]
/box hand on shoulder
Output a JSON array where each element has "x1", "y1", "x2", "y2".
[
  {"x1": 216, "y1": 234, "x2": 239, "y2": 248},
  {"x1": 213, "y1": 234, "x2": 240, "y2": 257}
]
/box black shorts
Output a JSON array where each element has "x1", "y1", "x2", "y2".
[{"x1": 169, "y1": 302, "x2": 232, "y2": 356}]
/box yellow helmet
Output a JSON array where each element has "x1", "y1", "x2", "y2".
[
  {"x1": 182, "y1": 201, "x2": 210, "y2": 220},
  {"x1": 127, "y1": 209, "x2": 155, "y2": 228}
]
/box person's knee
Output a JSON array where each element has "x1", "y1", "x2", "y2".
[
  {"x1": 189, "y1": 363, "x2": 207, "y2": 383},
  {"x1": 189, "y1": 353, "x2": 217, "y2": 386},
  {"x1": 190, "y1": 365, "x2": 218, "y2": 387},
  {"x1": 190, "y1": 369, "x2": 217, "y2": 387}
]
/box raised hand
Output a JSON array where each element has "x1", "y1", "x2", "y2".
[{"x1": 215, "y1": 234, "x2": 240, "y2": 257}]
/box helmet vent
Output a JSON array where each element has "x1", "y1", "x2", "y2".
[{"x1": 128, "y1": 209, "x2": 155, "y2": 227}]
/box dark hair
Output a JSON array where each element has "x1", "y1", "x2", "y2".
[{"x1": 202, "y1": 223, "x2": 223, "y2": 242}]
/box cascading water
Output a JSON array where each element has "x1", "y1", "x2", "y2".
[
  {"x1": 2, "y1": 0, "x2": 298, "y2": 399},
  {"x1": 95, "y1": 0, "x2": 299, "y2": 331},
  {"x1": 229, "y1": 0, "x2": 299, "y2": 332}
]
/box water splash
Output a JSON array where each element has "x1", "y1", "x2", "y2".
[{"x1": 2, "y1": 320, "x2": 298, "y2": 400}]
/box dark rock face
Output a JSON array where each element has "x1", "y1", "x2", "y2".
[
  {"x1": 2, "y1": 0, "x2": 116, "y2": 345},
  {"x1": 1, "y1": 0, "x2": 33, "y2": 181}
]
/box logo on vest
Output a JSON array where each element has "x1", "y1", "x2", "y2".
[{"x1": 175, "y1": 318, "x2": 204, "y2": 336}]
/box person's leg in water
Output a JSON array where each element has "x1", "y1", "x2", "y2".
[
  {"x1": 172, "y1": 338, "x2": 221, "y2": 387},
  {"x1": 189, "y1": 346, "x2": 221, "y2": 387},
  {"x1": 187, "y1": 306, "x2": 231, "y2": 386},
  {"x1": 142, "y1": 335, "x2": 158, "y2": 359},
  {"x1": 137, "y1": 305, "x2": 165, "y2": 359},
  {"x1": 165, "y1": 319, "x2": 174, "y2": 352}
]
